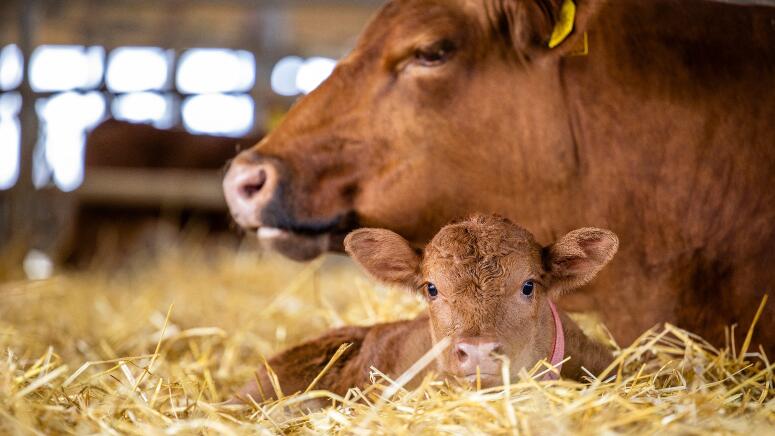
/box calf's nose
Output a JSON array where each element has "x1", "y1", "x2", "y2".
[
  {"x1": 223, "y1": 155, "x2": 280, "y2": 230},
  {"x1": 454, "y1": 339, "x2": 503, "y2": 375}
]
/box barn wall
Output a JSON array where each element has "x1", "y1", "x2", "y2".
[{"x1": 0, "y1": 0, "x2": 379, "y2": 268}]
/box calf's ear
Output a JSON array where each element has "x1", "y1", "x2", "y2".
[
  {"x1": 344, "y1": 229, "x2": 422, "y2": 290},
  {"x1": 543, "y1": 227, "x2": 618, "y2": 294}
]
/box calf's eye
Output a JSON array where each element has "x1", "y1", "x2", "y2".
[
  {"x1": 521, "y1": 280, "x2": 535, "y2": 296},
  {"x1": 426, "y1": 283, "x2": 439, "y2": 299}
]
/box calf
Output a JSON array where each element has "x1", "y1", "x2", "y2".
[{"x1": 236, "y1": 215, "x2": 617, "y2": 402}]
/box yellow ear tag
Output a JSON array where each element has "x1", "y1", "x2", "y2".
[{"x1": 548, "y1": 0, "x2": 576, "y2": 48}]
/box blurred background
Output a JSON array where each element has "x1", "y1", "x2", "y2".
[{"x1": 0, "y1": 0, "x2": 381, "y2": 277}]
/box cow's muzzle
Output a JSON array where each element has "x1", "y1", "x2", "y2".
[{"x1": 223, "y1": 151, "x2": 356, "y2": 261}]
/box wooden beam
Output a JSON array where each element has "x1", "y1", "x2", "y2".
[
  {"x1": 5, "y1": 0, "x2": 39, "y2": 253},
  {"x1": 78, "y1": 167, "x2": 227, "y2": 210}
]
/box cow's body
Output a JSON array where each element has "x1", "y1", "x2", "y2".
[
  {"x1": 224, "y1": 0, "x2": 775, "y2": 355},
  {"x1": 86, "y1": 119, "x2": 259, "y2": 169},
  {"x1": 555, "y1": 0, "x2": 775, "y2": 349}
]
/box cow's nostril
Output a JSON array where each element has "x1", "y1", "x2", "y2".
[
  {"x1": 491, "y1": 344, "x2": 504, "y2": 356},
  {"x1": 240, "y1": 168, "x2": 267, "y2": 199}
]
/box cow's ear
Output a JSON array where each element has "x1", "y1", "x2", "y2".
[
  {"x1": 543, "y1": 227, "x2": 618, "y2": 295},
  {"x1": 345, "y1": 228, "x2": 422, "y2": 290},
  {"x1": 485, "y1": 0, "x2": 596, "y2": 59}
]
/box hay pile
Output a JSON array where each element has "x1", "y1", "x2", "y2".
[{"x1": 0, "y1": 245, "x2": 773, "y2": 435}]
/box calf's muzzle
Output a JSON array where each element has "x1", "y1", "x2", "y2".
[{"x1": 453, "y1": 338, "x2": 504, "y2": 378}]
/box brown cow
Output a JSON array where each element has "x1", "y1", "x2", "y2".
[
  {"x1": 85, "y1": 119, "x2": 261, "y2": 169},
  {"x1": 235, "y1": 215, "x2": 615, "y2": 403},
  {"x1": 223, "y1": 0, "x2": 775, "y2": 355}
]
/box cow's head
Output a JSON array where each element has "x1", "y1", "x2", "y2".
[
  {"x1": 224, "y1": 0, "x2": 599, "y2": 260},
  {"x1": 345, "y1": 215, "x2": 618, "y2": 386}
]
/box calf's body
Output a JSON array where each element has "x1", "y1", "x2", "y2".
[
  {"x1": 239, "y1": 311, "x2": 610, "y2": 402},
  {"x1": 237, "y1": 216, "x2": 617, "y2": 402}
]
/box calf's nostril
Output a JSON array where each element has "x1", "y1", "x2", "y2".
[
  {"x1": 455, "y1": 346, "x2": 469, "y2": 363},
  {"x1": 239, "y1": 168, "x2": 267, "y2": 199}
]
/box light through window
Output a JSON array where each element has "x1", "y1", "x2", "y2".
[
  {"x1": 35, "y1": 92, "x2": 105, "y2": 191},
  {"x1": 271, "y1": 56, "x2": 336, "y2": 96},
  {"x1": 17, "y1": 44, "x2": 261, "y2": 190},
  {"x1": 0, "y1": 44, "x2": 23, "y2": 91},
  {"x1": 112, "y1": 92, "x2": 175, "y2": 129},
  {"x1": 182, "y1": 94, "x2": 253, "y2": 137},
  {"x1": 296, "y1": 57, "x2": 337, "y2": 95},
  {"x1": 270, "y1": 56, "x2": 304, "y2": 96},
  {"x1": 177, "y1": 49, "x2": 255, "y2": 94},
  {"x1": 106, "y1": 47, "x2": 170, "y2": 93},
  {"x1": 0, "y1": 92, "x2": 21, "y2": 190},
  {"x1": 29, "y1": 45, "x2": 104, "y2": 92}
]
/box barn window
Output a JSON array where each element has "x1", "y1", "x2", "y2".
[
  {"x1": 34, "y1": 92, "x2": 106, "y2": 192},
  {"x1": 106, "y1": 47, "x2": 172, "y2": 93},
  {"x1": 0, "y1": 92, "x2": 21, "y2": 190},
  {"x1": 29, "y1": 45, "x2": 104, "y2": 92},
  {"x1": 270, "y1": 55, "x2": 336, "y2": 96},
  {"x1": 112, "y1": 92, "x2": 176, "y2": 129},
  {"x1": 26, "y1": 45, "x2": 107, "y2": 191},
  {"x1": 13, "y1": 43, "x2": 260, "y2": 191},
  {"x1": 176, "y1": 49, "x2": 255, "y2": 94},
  {"x1": 0, "y1": 44, "x2": 24, "y2": 91},
  {"x1": 182, "y1": 94, "x2": 254, "y2": 136},
  {"x1": 271, "y1": 56, "x2": 304, "y2": 96},
  {"x1": 24, "y1": 45, "x2": 106, "y2": 191},
  {"x1": 175, "y1": 48, "x2": 256, "y2": 137},
  {"x1": 295, "y1": 57, "x2": 336, "y2": 95}
]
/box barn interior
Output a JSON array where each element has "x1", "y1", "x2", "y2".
[
  {"x1": 0, "y1": 1, "x2": 773, "y2": 434},
  {"x1": 0, "y1": 0, "x2": 378, "y2": 271}
]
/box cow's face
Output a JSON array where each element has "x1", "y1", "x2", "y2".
[
  {"x1": 224, "y1": 0, "x2": 595, "y2": 260},
  {"x1": 345, "y1": 215, "x2": 618, "y2": 387}
]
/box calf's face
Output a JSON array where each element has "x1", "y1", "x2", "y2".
[{"x1": 345, "y1": 215, "x2": 617, "y2": 386}]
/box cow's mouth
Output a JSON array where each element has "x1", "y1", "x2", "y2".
[
  {"x1": 250, "y1": 212, "x2": 357, "y2": 261},
  {"x1": 253, "y1": 226, "x2": 349, "y2": 261}
]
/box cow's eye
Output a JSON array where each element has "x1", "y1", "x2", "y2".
[
  {"x1": 521, "y1": 280, "x2": 535, "y2": 297},
  {"x1": 426, "y1": 282, "x2": 439, "y2": 299},
  {"x1": 414, "y1": 39, "x2": 456, "y2": 66}
]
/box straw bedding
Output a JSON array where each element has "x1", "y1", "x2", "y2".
[{"x1": 0, "y1": 245, "x2": 773, "y2": 435}]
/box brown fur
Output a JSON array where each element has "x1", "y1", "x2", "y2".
[
  {"x1": 235, "y1": 216, "x2": 615, "y2": 403},
  {"x1": 223, "y1": 0, "x2": 775, "y2": 354}
]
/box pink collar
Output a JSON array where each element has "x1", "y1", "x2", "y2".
[{"x1": 544, "y1": 300, "x2": 565, "y2": 380}]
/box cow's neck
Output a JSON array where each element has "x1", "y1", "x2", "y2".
[{"x1": 478, "y1": 60, "x2": 584, "y2": 242}]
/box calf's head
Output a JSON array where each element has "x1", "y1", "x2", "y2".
[
  {"x1": 224, "y1": 0, "x2": 599, "y2": 260},
  {"x1": 345, "y1": 215, "x2": 617, "y2": 386}
]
